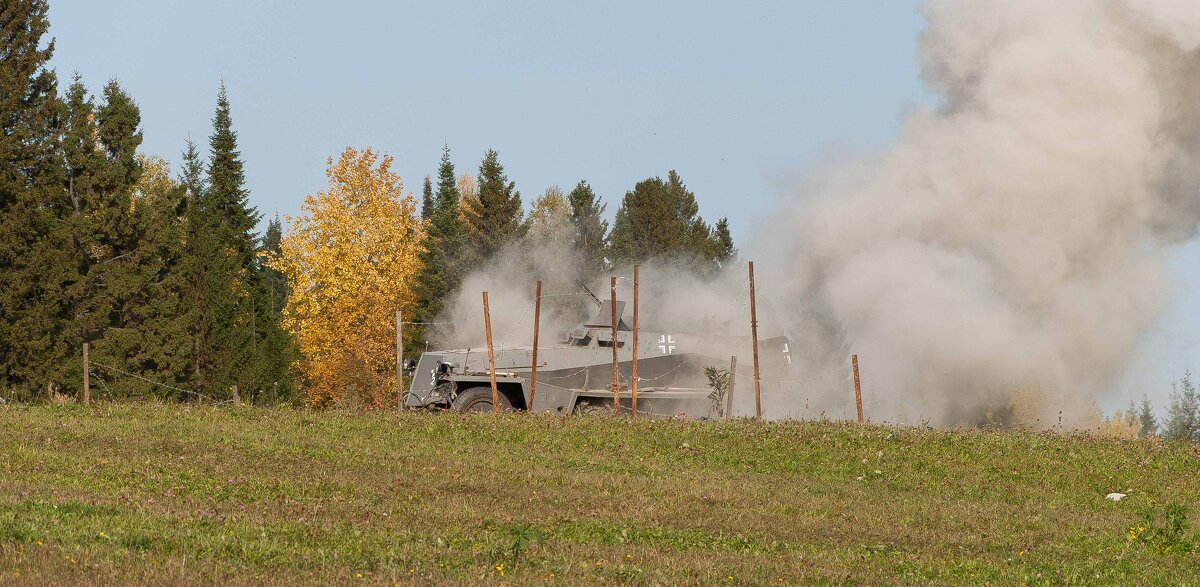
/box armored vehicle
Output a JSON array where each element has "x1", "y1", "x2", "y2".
[{"x1": 403, "y1": 295, "x2": 792, "y2": 417}]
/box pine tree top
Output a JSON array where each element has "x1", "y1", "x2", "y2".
[
  {"x1": 97, "y1": 80, "x2": 144, "y2": 193},
  {"x1": 421, "y1": 175, "x2": 434, "y2": 220},
  {"x1": 205, "y1": 83, "x2": 260, "y2": 257},
  {"x1": 179, "y1": 138, "x2": 206, "y2": 201},
  {"x1": 0, "y1": 0, "x2": 59, "y2": 203}
]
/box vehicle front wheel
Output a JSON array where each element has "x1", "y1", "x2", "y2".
[{"x1": 451, "y1": 386, "x2": 512, "y2": 413}]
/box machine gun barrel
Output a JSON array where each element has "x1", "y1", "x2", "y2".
[{"x1": 575, "y1": 280, "x2": 603, "y2": 308}]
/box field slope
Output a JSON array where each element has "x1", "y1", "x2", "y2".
[{"x1": 1, "y1": 404, "x2": 1198, "y2": 585}]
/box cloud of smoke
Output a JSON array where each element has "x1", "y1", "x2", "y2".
[
  {"x1": 433, "y1": 1, "x2": 1200, "y2": 426},
  {"x1": 760, "y1": 0, "x2": 1200, "y2": 426}
]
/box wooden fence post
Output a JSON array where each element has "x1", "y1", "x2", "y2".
[
  {"x1": 82, "y1": 342, "x2": 90, "y2": 405},
  {"x1": 726, "y1": 355, "x2": 736, "y2": 420},
  {"x1": 852, "y1": 354, "x2": 864, "y2": 423},
  {"x1": 529, "y1": 280, "x2": 542, "y2": 413},
  {"x1": 396, "y1": 310, "x2": 404, "y2": 410},
  {"x1": 631, "y1": 265, "x2": 639, "y2": 417},
  {"x1": 610, "y1": 276, "x2": 619, "y2": 416},
  {"x1": 748, "y1": 261, "x2": 762, "y2": 421},
  {"x1": 483, "y1": 292, "x2": 499, "y2": 413}
]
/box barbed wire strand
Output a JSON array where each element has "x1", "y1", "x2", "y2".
[{"x1": 90, "y1": 361, "x2": 228, "y2": 404}]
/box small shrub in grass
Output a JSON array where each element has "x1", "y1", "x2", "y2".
[
  {"x1": 704, "y1": 366, "x2": 730, "y2": 418},
  {"x1": 1131, "y1": 503, "x2": 1197, "y2": 554}
]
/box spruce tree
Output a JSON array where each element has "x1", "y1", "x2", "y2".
[
  {"x1": 253, "y1": 214, "x2": 297, "y2": 403},
  {"x1": 262, "y1": 216, "x2": 288, "y2": 315},
  {"x1": 58, "y1": 75, "x2": 103, "y2": 375},
  {"x1": 1138, "y1": 394, "x2": 1157, "y2": 438},
  {"x1": 203, "y1": 84, "x2": 294, "y2": 401},
  {"x1": 179, "y1": 137, "x2": 206, "y2": 199},
  {"x1": 96, "y1": 80, "x2": 144, "y2": 196},
  {"x1": 207, "y1": 83, "x2": 259, "y2": 258},
  {"x1": 608, "y1": 170, "x2": 734, "y2": 274},
  {"x1": 609, "y1": 171, "x2": 707, "y2": 268},
  {"x1": 420, "y1": 175, "x2": 434, "y2": 220},
  {"x1": 413, "y1": 145, "x2": 470, "y2": 346},
  {"x1": 124, "y1": 156, "x2": 192, "y2": 397},
  {"x1": 190, "y1": 84, "x2": 266, "y2": 399},
  {"x1": 61, "y1": 74, "x2": 103, "y2": 223},
  {"x1": 567, "y1": 180, "x2": 609, "y2": 279},
  {"x1": 81, "y1": 80, "x2": 146, "y2": 396},
  {"x1": 710, "y1": 217, "x2": 736, "y2": 267},
  {"x1": 466, "y1": 148, "x2": 525, "y2": 260},
  {"x1": 1164, "y1": 373, "x2": 1199, "y2": 442},
  {"x1": 176, "y1": 138, "x2": 225, "y2": 393},
  {"x1": 0, "y1": 0, "x2": 69, "y2": 398}
]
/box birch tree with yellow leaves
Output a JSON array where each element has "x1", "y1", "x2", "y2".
[{"x1": 271, "y1": 147, "x2": 425, "y2": 407}]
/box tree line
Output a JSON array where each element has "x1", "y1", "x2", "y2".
[
  {"x1": 1112, "y1": 374, "x2": 1200, "y2": 443},
  {"x1": 410, "y1": 145, "x2": 736, "y2": 347},
  {"x1": 268, "y1": 143, "x2": 737, "y2": 406},
  {"x1": 8, "y1": 0, "x2": 1197, "y2": 433},
  {"x1": 0, "y1": 0, "x2": 735, "y2": 405},
  {"x1": 1, "y1": 1, "x2": 292, "y2": 402}
]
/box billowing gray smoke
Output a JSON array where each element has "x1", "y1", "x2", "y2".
[
  {"x1": 437, "y1": 1, "x2": 1200, "y2": 426},
  {"x1": 764, "y1": 0, "x2": 1200, "y2": 426}
]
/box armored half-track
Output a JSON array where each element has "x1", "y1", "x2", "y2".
[{"x1": 403, "y1": 296, "x2": 792, "y2": 417}]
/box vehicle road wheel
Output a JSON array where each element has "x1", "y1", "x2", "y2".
[
  {"x1": 573, "y1": 401, "x2": 611, "y2": 416},
  {"x1": 451, "y1": 386, "x2": 512, "y2": 413}
]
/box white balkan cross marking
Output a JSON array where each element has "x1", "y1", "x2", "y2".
[{"x1": 656, "y1": 334, "x2": 676, "y2": 354}]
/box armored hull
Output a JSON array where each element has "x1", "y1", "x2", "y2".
[{"x1": 405, "y1": 300, "x2": 792, "y2": 417}]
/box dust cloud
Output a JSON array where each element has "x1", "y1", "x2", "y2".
[
  {"x1": 437, "y1": 0, "x2": 1200, "y2": 427},
  {"x1": 762, "y1": 0, "x2": 1200, "y2": 426}
]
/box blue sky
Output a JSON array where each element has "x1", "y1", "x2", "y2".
[
  {"x1": 45, "y1": 0, "x2": 1199, "y2": 411},
  {"x1": 47, "y1": 0, "x2": 926, "y2": 239}
]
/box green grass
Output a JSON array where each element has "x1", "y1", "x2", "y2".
[{"x1": 1, "y1": 403, "x2": 1198, "y2": 585}]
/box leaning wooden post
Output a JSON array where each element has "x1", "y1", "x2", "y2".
[
  {"x1": 748, "y1": 261, "x2": 762, "y2": 421},
  {"x1": 726, "y1": 355, "x2": 737, "y2": 420},
  {"x1": 82, "y1": 342, "x2": 90, "y2": 405},
  {"x1": 852, "y1": 354, "x2": 864, "y2": 423},
  {"x1": 483, "y1": 292, "x2": 500, "y2": 414},
  {"x1": 631, "y1": 265, "x2": 640, "y2": 417},
  {"x1": 610, "y1": 276, "x2": 620, "y2": 416},
  {"x1": 529, "y1": 280, "x2": 542, "y2": 413},
  {"x1": 396, "y1": 310, "x2": 404, "y2": 410}
]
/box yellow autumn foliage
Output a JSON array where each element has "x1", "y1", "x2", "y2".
[
  {"x1": 1097, "y1": 410, "x2": 1140, "y2": 439},
  {"x1": 133, "y1": 154, "x2": 175, "y2": 204},
  {"x1": 271, "y1": 147, "x2": 426, "y2": 407}
]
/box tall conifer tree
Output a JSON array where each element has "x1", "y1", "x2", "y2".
[
  {"x1": 466, "y1": 149, "x2": 524, "y2": 260},
  {"x1": 176, "y1": 138, "x2": 224, "y2": 391},
  {"x1": 1164, "y1": 373, "x2": 1200, "y2": 442},
  {"x1": 80, "y1": 80, "x2": 147, "y2": 395},
  {"x1": 567, "y1": 180, "x2": 609, "y2": 279},
  {"x1": 61, "y1": 74, "x2": 102, "y2": 225},
  {"x1": 124, "y1": 155, "x2": 192, "y2": 395},
  {"x1": 608, "y1": 170, "x2": 733, "y2": 274},
  {"x1": 413, "y1": 145, "x2": 469, "y2": 345},
  {"x1": 192, "y1": 83, "x2": 288, "y2": 399},
  {"x1": 710, "y1": 217, "x2": 736, "y2": 267},
  {"x1": 1138, "y1": 394, "x2": 1158, "y2": 438},
  {"x1": 207, "y1": 83, "x2": 259, "y2": 259},
  {"x1": 420, "y1": 175, "x2": 434, "y2": 220},
  {"x1": 0, "y1": 0, "x2": 68, "y2": 398}
]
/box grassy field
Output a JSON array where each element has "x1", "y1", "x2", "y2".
[{"x1": 1, "y1": 404, "x2": 1198, "y2": 586}]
